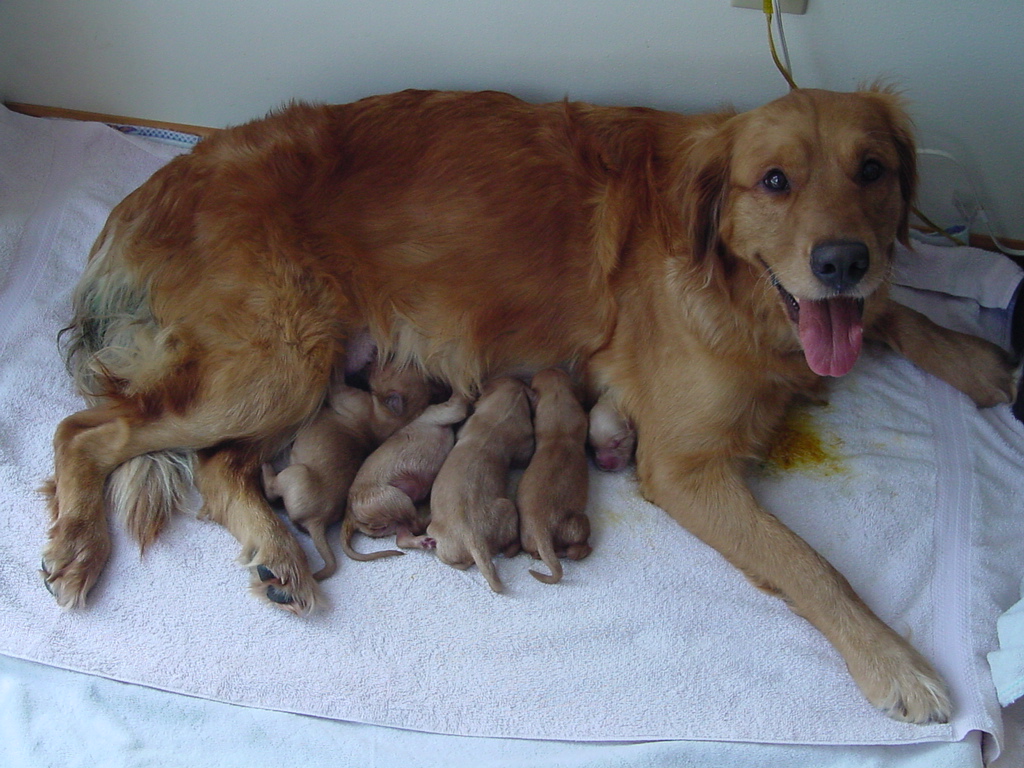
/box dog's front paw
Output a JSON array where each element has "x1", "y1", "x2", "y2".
[
  {"x1": 957, "y1": 343, "x2": 1017, "y2": 408},
  {"x1": 41, "y1": 521, "x2": 111, "y2": 609},
  {"x1": 922, "y1": 331, "x2": 1017, "y2": 408},
  {"x1": 848, "y1": 640, "x2": 951, "y2": 724}
]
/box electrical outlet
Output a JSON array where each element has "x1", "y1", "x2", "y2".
[{"x1": 731, "y1": 0, "x2": 808, "y2": 14}]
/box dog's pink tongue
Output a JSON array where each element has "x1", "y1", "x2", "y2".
[{"x1": 797, "y1": 297, "x2": 864, "y2": 377}]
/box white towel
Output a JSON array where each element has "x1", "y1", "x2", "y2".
[
  {"x1": 989, "y1": 578, "x2": 1024, "y2": 707},
  {"x1": 1, "y1": 104, "x2": 1021, "y2": 756}
]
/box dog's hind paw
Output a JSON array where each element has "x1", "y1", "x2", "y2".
[
  {"x1": 248, "y1": 561, "x2": 321, "y2": 615},
  {"x1": 40, "y1": 528, "x2": 111, "y2": 609}
]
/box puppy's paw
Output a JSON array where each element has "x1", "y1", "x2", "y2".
[
  {"x1": 848, "y1": 640, "x2": 951, "y2": 724},
  {"x1": 40, "y1": 520, "x2": 111, "y2": 609}
]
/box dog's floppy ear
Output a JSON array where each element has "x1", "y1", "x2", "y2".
[
  {"x1": 865, "y1": 86, "x2": 918, "y2": 243},
  {"x1": 679, "y1": 119, "x2": 734, "y2": 266}
]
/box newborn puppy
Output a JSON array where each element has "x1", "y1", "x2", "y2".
[
  {"x1": 517, "y1": 369, "x2": 592, "y2": 584},
  {"x1": 342, "y1": 393, "x2": 469, "y2": 561},
  {"x1": 427, "y1": 377, "x2": 535, "y2": 593},
  {"x1": 262, "y1": 363, "x2": 431, "y2": 579},
  {"x1": 368, "y1": 356, "x2": 436, "y2": 421},
  {"x1": 587, "y1": 390, "x2": 636, "y2": 472}
]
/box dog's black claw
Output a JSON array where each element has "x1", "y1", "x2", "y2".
[
  {"x1": 266, "y1": 584, "x2": 293, "y2": 604},
  {"x1": 256, "y1": 564, "x2": 276, "y2": 583},
  {"x1": 40, "y1": 560, "x2": 55, "y2": 595}
]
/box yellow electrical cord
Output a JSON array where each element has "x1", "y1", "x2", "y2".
[{"x1": 764, "y1": 1, "x2": 799, "y2": 90}]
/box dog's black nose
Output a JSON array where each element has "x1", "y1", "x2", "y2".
[{"x1": 810, "y1": 240, "x2": 869, "y2": 293}]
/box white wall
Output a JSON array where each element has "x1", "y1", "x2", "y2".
[{"x1": 1, "y1": 0, "x2": 1021, "y2": 239}]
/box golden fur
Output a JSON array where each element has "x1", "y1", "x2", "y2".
[{"x1": 42, "y1": 87, "x2": 1016, "y2": 723}]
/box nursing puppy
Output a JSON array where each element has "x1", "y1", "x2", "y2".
[
  {"x1": 342, "y1": 393, "x2": 468, "y2": 561},
  {"x1": 518, "y1": 369, "x2": 592, "y2": 584},
  {"x1": 427, "y1": 377, "x2": 534, "y2": 593},
  {"x1": 261, "y1": 362, "x2": 432, "y2": 580},
  {"x1": 45, "y1": 87, "x2": 1016, "y2": 722},
  {"x1": 587, "y1": 390, "x2": 636, "y2": 472}
]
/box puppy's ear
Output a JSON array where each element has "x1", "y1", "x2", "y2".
[
  {"x1": 679, "y1": 121, "x2": 733, "y2": 265},
  {"x1": 865, "y1": 86, "x2": 918, "y2": 243}
]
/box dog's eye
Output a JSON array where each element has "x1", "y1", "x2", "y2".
[
  {"x1": 860, "y1": 159, "x2": 885, "y2": 184},
  {"x1": 761, "y1": 168, "x2": 790, "y2": 193}
]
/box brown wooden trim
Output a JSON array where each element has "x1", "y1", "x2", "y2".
[{"x1": 4, "y1": 102, "x2": 217, "y2": 139}]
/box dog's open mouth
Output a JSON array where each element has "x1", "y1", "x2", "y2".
[{"x1": 768, "y1": 270, "x2": 865, "y2": 378}]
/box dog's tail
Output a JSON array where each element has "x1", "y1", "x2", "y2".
[
  {"x1": 106, "y1": 450, "x2": 195, "y2": 550},
  {"x1": 528, "y1": 537, "x2": 563, "y2": 585}
]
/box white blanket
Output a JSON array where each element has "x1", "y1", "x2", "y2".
[{"x1": 1, "y1": 104, "x2": 1021, "y2": 758}]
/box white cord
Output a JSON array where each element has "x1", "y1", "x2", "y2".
[
  {"x1": 916, "y1": 147, "x2": 1024, "y2": 258},
  {"x1": 774, "y1": 6, "x2": 793, "y2": 81}
]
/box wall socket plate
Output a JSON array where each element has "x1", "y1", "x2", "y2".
[{"x1": 731, "y1": 0, "x2": 808, "y2": 14}]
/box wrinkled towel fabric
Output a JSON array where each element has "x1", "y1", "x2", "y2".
[{"x1": 1, "y1": 104, "x2": 1022, "y2": 759}]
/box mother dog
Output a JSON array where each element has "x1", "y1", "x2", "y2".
[{"x1": 42, "y1": 87, "x2": 1014, "y2": 724}]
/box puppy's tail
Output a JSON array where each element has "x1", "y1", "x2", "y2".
[
  {"x1": 470, "y1": 542, "x2": 504, "y2": 594},
  {"x1": 106, "y1": 449, "x2": 195, "y2": 551},
  {"x1": 340, "y1": 514, "x2": 404, "y2": 562},
  {"x1": 308, "y1": 521, "x2": 339, "y2": 580},
  {"x1": 528, "y1": 537, "x2": 563, "y2": 585}
]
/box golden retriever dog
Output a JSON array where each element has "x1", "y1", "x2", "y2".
[{"x1": 42, "y1": 86, "x2": 1015, "y2": 724}]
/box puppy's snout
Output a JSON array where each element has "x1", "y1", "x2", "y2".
[{"x1": 810, "y1": 240, "x2": 869, "y2": 293}]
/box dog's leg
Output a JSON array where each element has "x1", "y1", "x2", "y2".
[
  {"x1": 42, "y1": 404, "x2": 193, "y2": 607},
  {"x1": 195, "y1": 446, "x2": 322, "y2": 614},
  {"x1": 872, "y1": 301, "x2": 1017, "y2": 407},
  {"x1": 638, "y1": 446, "x2": 951, "y2": 724}
]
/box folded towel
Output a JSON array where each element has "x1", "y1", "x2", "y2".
[
  {"x1": 989, "y1": 579, "x2": 1024, "y2": 706},
  {"x1": 1, "y1": 104, "x2": 1021, "y2": 757},
  {"x1": 891, "y1": 241, "x2": 1024, "y2": 351}
]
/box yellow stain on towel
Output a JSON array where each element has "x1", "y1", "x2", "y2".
[{"x1": 759, "y1": 405, "x2": 846, "y2": 477}]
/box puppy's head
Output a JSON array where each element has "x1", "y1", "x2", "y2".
[{"x1": 684, "y1": 87, "x2": 916, "y2": 377}]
